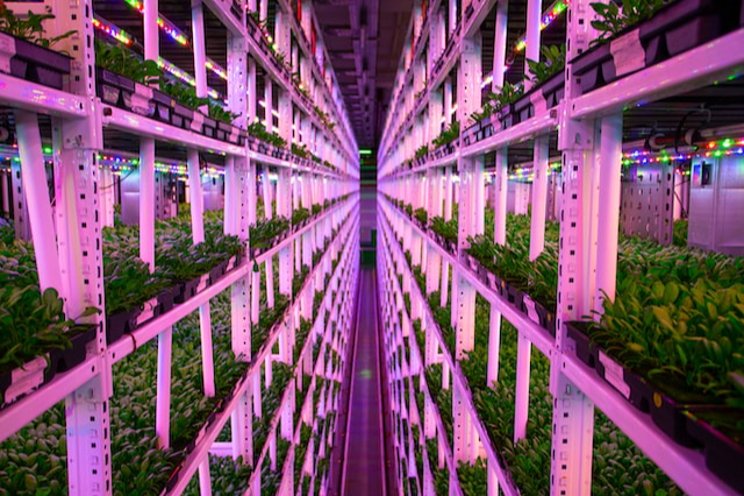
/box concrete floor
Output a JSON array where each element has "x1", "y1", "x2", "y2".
[{"x1": 339, "y1": 269, "x2": 388, "y2": 496}]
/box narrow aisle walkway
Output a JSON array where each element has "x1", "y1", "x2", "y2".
[{"x1": 340, "y1": 269, "x2": 387, "y2": 495}]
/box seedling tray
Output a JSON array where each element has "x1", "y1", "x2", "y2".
[
  {"x1": 521, "y1": 294, "x2": 556, "y2": 336},
  {"x1": 0, "y1": 355, "x2": 48, "y2": 407},
  {"x1": 645, "y1": 373, "x2": 717, "y2": 447},
  {"x1": 175, "y1": 273, "x2": 211, "y2": 304},
  {"x1": 0, "y1": 33, "x2": 71, "y2": 89},
  {"x1": 106, "y1": 306, "x2": 139, "y2": 344},
  {"x1": 46, "y1": 324, "x2": 97, "y2": 380},
  {"x1": 486, "y1": 271, "x2": 505, "y2": 296},
  {"x1": 96, "y1": 67, "x2": 243, "y2": 143},
  {"x1": 565, "y1": 321, "x2": 596, "y2": 368},
  {"x1": 684, "y1": 407, "x2": 744, "y2": 492},
  {"x1": 594, "y1": 348, "x2": 655, "y2": 414},
  {"x1": 570, "y1": 0, "x2": 742, "y2": 95}
]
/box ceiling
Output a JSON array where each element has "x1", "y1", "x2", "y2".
[{"x1": 315, "y1": 0, "x2": 413, "y2": 149}]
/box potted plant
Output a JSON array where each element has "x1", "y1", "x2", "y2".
[
  {"x1": 571, "y1": 0, "x2": 740, "y2": 95},
  {"x1": 0, "y1": 287, "x2": 97, "y2": 407},
  {"x1": 525, "y1": 45, "x2": 566, "y2": 109},
  {"x1": 0, "y1": 7, "x2": 74, "y2": 89},
  {"x1": 684, "y1": 407, "x2": 744, "y2": 492},
  {"x1": 94, "y1": 40, "x2": 172, "y2": 122}
]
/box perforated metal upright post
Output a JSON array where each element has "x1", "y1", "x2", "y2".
[
  {"x1": 549, "y1": 3, "x2": 599, "y2": 492},
  {"x1": 40, "y1": 0, "x2": 114, "y2": 492}
]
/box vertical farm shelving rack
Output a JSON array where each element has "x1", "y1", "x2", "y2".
[
  {"x1": 377, "y1": 0, "x2": 744, "y2": 495},
  {"x1": 0, "y1": 0, "x2": 360, "y2": 495}
]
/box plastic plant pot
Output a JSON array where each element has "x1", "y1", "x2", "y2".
[
  {"x1": 570, "y1": 43, "x2": 615, "y2": 95},
  {"x1": 540, "y1": 72, "x2": 565, "y2": 108},
  {"x1": 0, "y1": 355, "x2": 48, "y2": 407},
  {"x1": 486, "y1": 271, "x2": 504, "y2": 296},
  {"x1": 505, "y1": 282, "x2": 525, "y2": 310},
  {"x1": 106, "y1": 307, "x2": 138, "y2": 344},
  {"x1": 200, "y1": 114, "x2": 218, "y2": 138},
  {"x1": 151, "y1": 89, "x2": 172, "y2": 124},
  {"x1": 646, "y1": 374, "x2": 719, "y2": 447},
  {"x1": 0, "y1": 34, "x2": 72, "y2": 89},
  {"x1": 171, "y1": 103, "x2": 194, "y2": 129},
  {"x1": 684, "y1": 407, "x2": 744, "y2": 492},
  {"x1": 96, "y1": 68, "x2": 133, "y2": 106},
  {"x1": 157, "y1": 285, "x2": 178, "y2": 315},
  {"x1": 565, "y1": 321, "x2": 596, "y2": 367},
  {"x1": 45, "y1": 324, "x2": 97, "y2": 380},
  {"x1": 209, "y1": 259, "x2": 229, "y2": 285},
  {"x1": 176, "y1": 273, "x2": 211, "y2": 304},
  {"x1": 513, "y1": 94, "x2": 534, "y2": 124},
  {"x1": 640, "y1": 0, "x2": 736, "y2": 63},
  {"x1": 594, "y1": 349, "x2": 655, "y2": 414}
]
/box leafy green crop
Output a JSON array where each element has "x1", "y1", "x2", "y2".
[
  {"x1": 247, "y1": 121, "x2": 287, "y2": 149},
  {"x1": 590, "y1": 0, "x2": 668, "y2": 44},
  {"x1": 95, "y1": 40, "x2": 162, "y2": 85},
  {"x1": 526, "y1": 45, "x2": 565, "y2": 85},
  {"x1": 432, "y1": 121, "x2": 460, "y2": 148},
  {"x1": 394, "y1": 219, "x2": 684, "y2": 495},
  {"x1": 0, "y1": 7, "x2": 75, "y2": 49}
]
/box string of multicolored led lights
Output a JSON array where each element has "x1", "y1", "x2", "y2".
[
  {"x1": 482, "y1": 0, "x2": 568, "y2": 88},
  {"x1": 106, "y1": 1, "x2": 229, "y2": 81},
  {"x1": 508, "y1": 161, "x2": 562, "y2": 181},
  {"x1": 0, "y1": 146, "x2": 224, "y2": 177},
  {"x1": 621, "y1": 137, "x2": 744, "y2": 165},
  {"x1": 123, "y1": 0, "x2": 189, "y2": 46},
  {"x1": 97, "y1": 153, "x2": 224, "y2": 177},
  {"x1": 93, "y1": 16, "x2": 222, "y2": 100},
  {"x1": 514, "y1": 1, "x2": 568, "y2": 53},
  {"x1": 92, "y1": 17, "x2": 133, "y2": 46}
]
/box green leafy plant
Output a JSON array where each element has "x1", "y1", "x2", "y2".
[
  {"x1": 432, "y1": 121, "x2": 460, "y2": 148},
  {"x1": 673, "y1": 219, "x2": 688, "y2": 247},
  {"x1": 526, "y1": 45, "x2": 566, "y2": 85},
  {"x1": 94, "y1": 40, "x2": 162, "y2": 85},
  {"x1": 392, "y1": 211, "x2": 683, "y2": 496},
  {"x1": 414, "y1": 208, "x2": 428, "y2": 227},
  {"x1": 247, "y1": 121, "x2": 287, "y2": 148},
  {"x1": 415, "y1": 145, "x2": 429, "y2": 160},
  {"x1": 0, "y1": 7, "x2": 75, "y2": 49},
  {"x1": 470, "y1": 82, "x2": 525, "y2": 123},
  {"x1": 590, "y1": 0, "x2": 668, "y2": 44},
  {"x1": 292, "y1": 142, "x2": 311, "y2": 159}
]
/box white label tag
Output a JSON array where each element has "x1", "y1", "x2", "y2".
[
  {"x1": 226, "y1": 255, "x2": 237, "y2": 272},
  {"x1": 0, "y1": 33, "x2": 15, "y2": 73},
  {"x1": 6, "y1": 356, "x2": 47, "y2": 403},
  {"x1": 136, "y1": 297, "x2": 157, "y2": 326},
  {"x1": 522, "y1": 295, "x2": 540, "y2": 324},
  {"x1": 190, "y1": 111, "x2": 205, "y2": 132},
  {"x1": 598, "y1": 351, "x2": 631, "y2": 399},
  {"x1": 196, "y1": 274, "x2": 209, "y2": 293},
  {"x1": 530, "y1": 89, "x2": 547, "y2": 115},
  {"x1": 610, "y1": 30, "x2": 646, "y2": 77},
  {"x1": 129, "y1": 91, "x2": 152, "y2": 116}
]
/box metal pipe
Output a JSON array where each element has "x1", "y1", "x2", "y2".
[
  {"x1": 14, "y1": 110, "x2": 62, "y2": 293},
  {"x1": 491, "y1": 0, "x2": 508, "y2": 92},
  {"x1": 191, "y1": 1, "x2": 208, "y2": 110},
  {"x1": 513, "y1": 332, "x2": 531, "y2": 442},
  {"x1": 494, "y1": 148, "x2": 508, "y2": 245},
  {"x1": 144, "y1": 0, "x2": 159, "y2": 61},
  {"x1": 155, "y1": 327, "x2": 173, "y2": 448},
  {"x1": 530, "y1": 136, "x2": 550, "y2": 260},
  {"x1": 594, "y1": 113, "x2": 623, "y2": 309},
  {"x1": 524, "y1": 0, "x2": 542, "y2": 90},
  {"x1": 139, "y1": 138, "x2": 155, "y2": 271}
]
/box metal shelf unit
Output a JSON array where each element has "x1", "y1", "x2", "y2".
[
  {"x1": 375, "y1": 0, "x2": 744, "y2": 494},
  {"x1": 0, "y1": 0, "x2": 361, "y2": 495}
]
